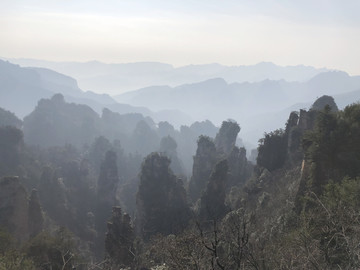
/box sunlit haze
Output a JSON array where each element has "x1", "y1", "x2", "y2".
[{"x1": 1, "y1": 0, "x2": 360, "y2": 75}]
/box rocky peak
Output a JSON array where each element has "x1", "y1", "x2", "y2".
[
  {"x1": 311, "y1": 95, "x2": 338, "y2": 112},
  {"x1": 0, "y1": 177, "x2": 44, "y2": 243},
  {"x1": 188, "y1": 136, "x2": 218, "y2": 202},
  {"x1": 105, "y1": 206, "x2": 135, "y2": 268},
  {"x1": 215, "y1": 121, "x2": 240, "y2": 155}
]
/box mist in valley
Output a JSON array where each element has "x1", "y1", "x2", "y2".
[{"x1": 1, "y1": 1, "x2": 360, "y2": 269}]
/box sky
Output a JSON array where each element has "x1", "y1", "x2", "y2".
[{"x1": 1, "y1": 0, "x2": 360, "y2": 75}]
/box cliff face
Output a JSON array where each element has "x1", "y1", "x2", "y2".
[
  {"x1": 214, "y1": 121, "x2": 240, "y2": 156},
  {"x1": 244, "y1": 95, "x2": 342, "y2": 240},
  {"x1": 105, "y1": 207, "x2": 135, "y2": 268},
  {"x1": 0, "y1": 176, "x2": 43, "y2": 243},
  {"x1": 188, "y1": 136, "x2": 218, "y2": 202},
  {"x1": 96, "y1": 150, "x2": 120, "y2": 235},
  {"x1": 189, "y1": 121, "x2": 253, "y2": 203},
  {"x1": 227, "y1": 146, "x2": 252, "y2": 189}
]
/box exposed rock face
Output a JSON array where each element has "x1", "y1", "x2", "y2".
[
  {"x1": 188, "y1": 136, "x2": 218, "y2": 202},
  {"x1": 0, "y1": 177, "x2": 44, "y2": 243},
  {"x1": 287, "y1": 95, "x2": 339, "y2": 165},
  {"x1": 214, "y1": 121, "x2": 240, "y2": 156},
  {"x1": 298, "y1": 95, "x2": 338, "y2": 132},
  {"x1": 105, "y1": 207, "x2": 135, "y2": 268},
  {"x1": 254, "y1": 95, "x2": 343, "y2": 212},
  {"x1": 227, "y1": 146, "x2": 252, "y2": 189},
  {"x1": 285, "y1": 111, "x2": 299, "y2": 133},
  {"x1": 190, "y1": 122, "x2": 251, "y2": 203},
  {"x1": 96, "y1": 150, "x2": 120, "y2": 232},
  {"x1": 298, "y1": 109, "x2": 317, "y2": 131},
  {"x1": 258, "y1": 96, "x2": 340, "y2": 171}
]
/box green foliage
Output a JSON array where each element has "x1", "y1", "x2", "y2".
[
  {"x1": 137, "y1": 153, "x2": 190, "y2": 239},
  {"x1": 24, "y1": 228, "x2": 77, "y2": 270},
  {"x1": 147, "y1": 229, "x2": 207, "y2": 270},
  {"x1": 105, "y1": 207, "x2": 135, "y2": 268},
  {"x1": 257, "y1": 129, "x2": 287, "y2": 171},
  {"x1": 0, "y1": 228, "x2": 36, "y2": 270},
  {"x1": 303, "y1": 103, "x2": 360, "y2": 193},
  {"x1": 322, "y1": 177, "x2": 360, "y2": 209},
  {"x1": 264, "y1": 177, "x2": 360, "y2": 269},
  {"x1": 0, "y1": 227, "x2": 13, "y2": 255},
  {"x1": 0, "y1": 250, "x2": 36, "y2": 270},
  {"x1": 199, "y1": 160, "x2": 229, "y2": 221}
]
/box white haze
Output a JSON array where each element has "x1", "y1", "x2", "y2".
[{"x1": 1, "y1": 0, "x2": 360, "y2": 76}]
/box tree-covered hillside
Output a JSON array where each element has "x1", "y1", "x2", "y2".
[{"x1": 1, "y1": 94, "x2": 360, "y2": 269}]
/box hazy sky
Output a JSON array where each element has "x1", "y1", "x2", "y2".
[{"x1": 1, "y1": 0, "x2": 360, "y2": 74}]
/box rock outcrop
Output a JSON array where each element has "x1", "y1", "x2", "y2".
[
  {"x1": 188, "y1": 136, "x2": 218, "y2": 202},
  {"x1": 0, "y1": 176, "x2": 43, "y2": 243},
  {"x1": 96, "y1": 150, "x2": 120, "y2": 233},
  {"x1": 136, "y1": 153, "x2": 190, "y2": 239},
  {"x1": 214, "y1": 121, "x2": 240, "y2": 156},
  {"x1": 105, "y1": 207, "x2": 135, "y2": 268},
  {"x1": 199, "y1": 160, "x2": 229, "y2": 221}
]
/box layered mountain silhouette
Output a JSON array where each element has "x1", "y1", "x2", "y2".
[
  {"x1": 0, "y1": 60, "x2": 191, "y2": 126},
  {"x1": 5, "y1": 58, "x2": 330, "y2": 94},
  {"x1": 0, "y1": 59, "x2": 118, "y2": 117},
  {"x1": 115, "y1": 72, "x2": 360, "y2": 145},
  {"x1": 2, "y1": 58, "x2": 360, "y2": 146}
]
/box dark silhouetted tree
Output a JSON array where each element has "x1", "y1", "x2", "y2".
[
  {"x1": 257, "y1": 129, "x2": 287, "y2": 171},
  {"x1": 105, "y1": 207, "x2": 135, "y2": 268},
  {"x1": 199, "y1": 160, "x2": 229, "y2": 221},
  {"x1": 136, "y1": 153, "x2": 190, "y2": 239},
  {"x1": 28, "y1": 189, "x2": 44, "y2": 238}
]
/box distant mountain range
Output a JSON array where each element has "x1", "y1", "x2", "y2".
[
  {"x1": 0, "y1": 59, "x2": 192, "y2": 127},
  {"x1": 1, "y1": 58, "x2": 360, "y2": 147},
  {"x1": 115, "y1": 71, "x2": 360, "y2": 145},
  {"x1": 4, "y1": 58, "x2": 330, "y2": 95},
  {"x1": 0, "y1": 59, "x2": 118, "y2": 117}
]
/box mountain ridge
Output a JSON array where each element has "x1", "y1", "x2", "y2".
[{"x1": 3, "y1": 57, "x2": 332, "y2": 95}]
